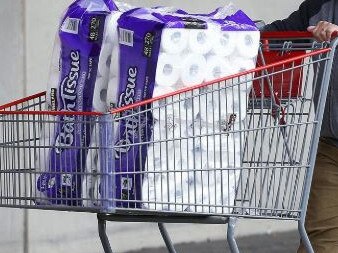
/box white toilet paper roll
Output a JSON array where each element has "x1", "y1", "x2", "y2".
[
  {"x1": 220, "y1": 89, "x2": 235, "y2": 114},
  {"x1": 153, "y1": 174, "x2": 169, "y2": 210},
  {"x1": 189, "y1": 29, "x2": 213, "y2": 55},
  {"x1": 104, "y1": 13, "x2": 120, "y2": 47},
  {"x1": 206, "y1": 152, "x2": 222, "y2": 170},
  {"x1": 83, "y1": 156, "x2": 100, "y2": 207},
  {"x1": 217, "y1": 171, "x2": 238, "y2": 214},
  {"x1": 166, "y1": 172, "x2": 183, "y2": 208},
  {"x1": 47, "y1": 70, "x2": 60, "y2": 90},
  {"x1": 232, "y1": 90, "x2": 248, "y2": 121},
  {"x1": 106, "y1": 46, "x2": 120, "y2": 112},
  {"x1": 152, "y1": 86, "x2": 176, "y2": 118},
  {"x1": 200, "y1": 132, "x2": 240, "y2": 153},
  {"x1": 145, "y1": 142, "x2": 182, "y2": 173},
  {"x1": 177, "y1": 99, "x2": 197, "y2": 122},
  {"x1": 153, "y1": 115, "x2": 182, "y2": 141},
  {"x1": 228, "y1": 86, "x2": 247, "y2": 106},
  {"x1": 232, "y1": 133, "x2": 243, "y2": 153},
  {"x1": 99, "y1": 11, "x2": 120, "y2": 78},
  {"x1": 103, "y1": 15, "x2": 113, "y2": 44},
  {"x1": 155, "y1": 53, "x2": 181, "y2": 87},
  {"x1": 142, "y1": 176, "x2": 151, "y2": 207},
  {"x1": 190, "y1": 121, "x2": 208, "y2": 139},
  {"x1": 212, "y1": 31, "x2": 237, "y2": 57},
  {"x1": 209, "y1": 150, "x2": 241, "y2": 169},
  {"x1": 34, "y1": 129, "x2": 57, "y2": 205},
  {"x1": 236, "y1": 31, "x2": 260, "y2": 58},
  {"x1": 224, "y1": 58, "x2": 240, "y2": 76},
  {"x1": 152, "y1": 98, "x2": 175, "y2": 122},
  {"x1": 215, "y1": 175, "x2": 227, "y2": 214},
  {"x1": 185, "y1": 121, "x2": 212, "y2": 152},
  {"x1": 50, "y1": 36, "x2": 61, "y2": 73},
  {"x1": 185, "y1": 149, "x2": 208, "y2": 172},
  {"x1": 98, "y1": 42, "x2": 113, "y2": 77},
  {"x1": 161, "y1": 28, "x2": 189, "y2": 54},
  {"x1": 39, "y1": 118, "x2": 57, "y2": 140},
  {"x1": 181, "y1": 179, "x2": 191, "y2": 207},
  {"x1": 167, "y1": 90, "x2": 200, "y2": 122},
  {"x1": 107, "y1": 77, "x2": 119, "y2": 111},
  {"x1": 232, "y1": 57, "x2": 256, "y2": 72},
  {"x1": 205, "y1": 56, "x2": 228, "y2": 82},
  {"x1": 153, "y1": 86, "x2": 175, "y2": 98},
  {"x1": 151, "y1": 175, "x2": 187, "y2": 207},
  {"x1": 194, "y1": 188, "x2": 205, "y2": 213},
  {"x1": 195, "y1": 88, "x2": 233, "y2": 124},
  {"x1": 46, "y1": 36, "x2": 61, "y2": 110},
  {"x1": 105, "y1": 12, "x2": 121, "y2": 44},
  {"x1": 142, "y1": 175, "x2": 158, "y2": 209},
  {"x1": 195, "y1": 170, "x2": 221, "y2": 213},
  {"x1": 93, "y1": 76, "x2": 109, "y2": 112},
  {"x1": 187, "y1": 183, "x2": 197, "y2": 211},
  {"x1": 179, "y1": 138, "x2": 199, "y2": 161},
  {"x1": 173, "y1": 184, "x2": 189, "y2": 211},
  {"x1": 35, "y1": 137, "x2": 52, "y2": 168},
  {"x1": 196, "y1": 99, "x2": 218, "y2": 124},
  {"x1": 143, "y1": 153, "x2": 241, "y2": 213},
  {"x1": 181, "y1": 54, "x2": 207, "y2": 87},
  {"x1": 82, "y1": 126, "x2": 101, "y2": 207},
  {"x1": 232, "y1": 57, "x2": 255, "y2": 90},
  {"x1": 189, "y1": 177, "x2": 213, "y2": 212},
  {"x1": 109, "y1": 46, "x2": 120, "y2": 79},
  {"x1": 145, "y1": 147, "x2": 163, "y2": 172},
  {"x1": 180, "y1": 101, "x2": 198, "y2": 122},
  {"x1": 152, "y1": 96, "x2": 195, "y2": 123}
]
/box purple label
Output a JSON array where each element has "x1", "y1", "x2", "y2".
[
  {"x1": 36, "y1": 0, "x2": 115, "y2": 206},
  {"x1": 152, "y1": 13, "x2": 208, "y2": 29},
  {"x1": 103, "y1": 0, "x2": 118, "y2": 11},
  {"x1": 215, "y1": 10, "x2": 258, "y2": 31}
]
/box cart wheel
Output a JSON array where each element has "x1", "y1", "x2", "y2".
[
  {"x1": 227, "y1": 217, "x2": 240, "y2": 253},
  {"x1": 158, "y1": 223, "x2": 178, "y2": 253}
]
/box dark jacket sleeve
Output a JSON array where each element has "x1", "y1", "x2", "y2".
[{"x1": 263, "y1": 0, "x2": 328, "y2": 31}]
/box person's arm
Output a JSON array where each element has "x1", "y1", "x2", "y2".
[{"x1": 263, "y1": 0, "x2": 327, "y2": 31}]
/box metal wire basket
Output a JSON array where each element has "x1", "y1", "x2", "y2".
[{"x1": 0, "y1": 32, "x2": 336, "y2": 253}]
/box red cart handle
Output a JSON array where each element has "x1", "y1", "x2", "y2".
[
  {"x1": 261, "y1": 31, "x2": 338, "y2": 40},
  {"x1": 261, "y1": 31, "x2": 313, "y2": 39}
]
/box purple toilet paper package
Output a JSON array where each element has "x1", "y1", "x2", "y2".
[
  {"x1": 36, "y1": 0, "x2": 118, "y2": 206},
  {"x1": 106, "y1": 7, "x2": 258, "y2": 209},
  {"x1": 104, "y1": 8, "x2": 164, "y2": 208}
]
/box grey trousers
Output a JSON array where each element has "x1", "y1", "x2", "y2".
[{"x1": 298, "y1": 139, "x2": 338, "y2": 253}]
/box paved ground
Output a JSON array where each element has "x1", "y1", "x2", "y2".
[{"x1": 126, "y1": 230, "x2": 299, "y2": 253}]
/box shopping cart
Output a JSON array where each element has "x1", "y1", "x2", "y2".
[{"x1": 0, "y1": 32, "x2": 337, "y2": 253}]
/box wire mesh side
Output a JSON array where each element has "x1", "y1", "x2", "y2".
[
  {"x1": 234, "y1": 42, "x2": 330, "y2": 219},
  {"x1": 108, "y1": 46, "x2": 331, "y2": 219},
  {"x1": 0, "y1": 95, "x2": 112, "y2": 211}
]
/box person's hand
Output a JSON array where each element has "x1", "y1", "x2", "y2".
[{"x1": 307, "y1": 21, "x2": 338, "y2": 42}]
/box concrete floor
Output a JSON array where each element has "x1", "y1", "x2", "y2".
[
  {"x1": 0, "y1": 208, "x2": 299, "y2": 253},
  {"x1": 126, "y1": 230, "x2": 299, "y2": 253}
]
